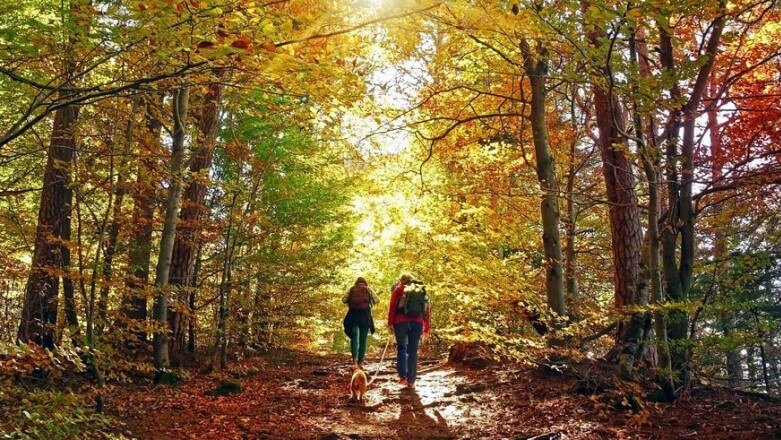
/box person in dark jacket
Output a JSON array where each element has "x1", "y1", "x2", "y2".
[{"x1": 343, "y1": 277, "x2": 379, "y2": 366}]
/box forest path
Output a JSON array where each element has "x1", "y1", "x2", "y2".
[{"x1": 108, "y1": 351, "x2": 781, "y2": 439}]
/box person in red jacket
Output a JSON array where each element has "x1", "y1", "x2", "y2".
[{"x1": 388, "y1": 274, "x2": 430, "y2": 388}]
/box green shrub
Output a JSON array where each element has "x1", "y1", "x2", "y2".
[
  {"x1": 205, "y1": 379, "x2": 243, "y2": 396},
  {"x1": 4, "y1": 390, "x2": 109, "y2": 440}
]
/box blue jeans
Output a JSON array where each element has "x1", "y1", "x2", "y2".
[{"x1": 394, "y1": 321, "x2": 423, "y2": 384}]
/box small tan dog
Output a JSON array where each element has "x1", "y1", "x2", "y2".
[{"x1": 349, "y1": 366, "x2": 368, "y2": 401}]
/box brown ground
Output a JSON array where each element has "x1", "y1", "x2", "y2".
[{"x1": 107, "y1": 352, "x2": 781, "y2": 439}]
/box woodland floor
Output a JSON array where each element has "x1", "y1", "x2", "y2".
[{"x1": 107, "y1": 351, "x2": 781, "y2": 439}]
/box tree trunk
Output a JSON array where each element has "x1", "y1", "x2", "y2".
[
  {"x1": 120, "y1": 97, "x2": 161, "y2": 342},
  {"x1": 186, "y1": 245, "x2": 203, "y2": 354},
  {"x1": 759, "y1": 342, "x2": 773, "y2": 394},
  {"x1": 18, "y1": 99, "x2": 78, "y2": 348},
  {"x1": 630, "y1": 24, "x2": 675, "y2": 399},
  {"x1": 748, "y1": 345, "x2": 758, "y2": 389},
  {"x1": 152, "y1": 87, "x2": 190, "y2": 381},
  {"x1": 726, "y1": 348, "x2": 743, "y2": 388},
  {"x1": 209, "y1": 191, "x2": 238, "y2": 372},
  {"x1": 167, "y1": 80, "x2": 223, "y2": 366},
  {"x1": 521, "y1": 40, "x2": 566, "y2": 316},
  {"x1": 581, "y1": 2, "x2": 646, "y2": 376},
  {"x1": 220, "y1": 227, "x2": 237, "y2": 370},
  {"x1": 658, "y1": 10, "x2": 725, "y2": 385},
  {"x1": 96, "y1": 98, "x2": 139, "y2": 336},
  {"x1": 564, "y1": 130, "x2": 579, "y2": 300},
  {"x1": 592, "y1": 87, "x2": 644, "y2": 330}
]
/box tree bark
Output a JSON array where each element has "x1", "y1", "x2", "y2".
[
  {"x1": 152, "y1": 86, "x2": 189, "y2": 381},
  {"x1": 18, "y1": 99, "x2": 78, "y2": 348},
  {"x1": 581, "y1": 1, "x2": 646, "y2": 375},
  {"x1": 167, "y1": 80, "x2": 223, "y2": 366},
  {"x1": 726, "y1": 347, "x2": 743, "y2": 388},
  {"x1": 521, "y1": 39, "x2": 566, "y2": 316}
]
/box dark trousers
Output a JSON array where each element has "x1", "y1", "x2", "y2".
[
  {"x1": 347, "y1": 325, "x2": 370, "y2": 363},
  {"x1": 394, "y1": 321, "x2": 423, "y2": 384}
]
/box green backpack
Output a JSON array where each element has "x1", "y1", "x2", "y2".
[{"x1": 397, "y1": 281, "x2": 428, "y2": 318}]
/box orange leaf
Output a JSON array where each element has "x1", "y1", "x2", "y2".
[{"x1": 232, "y1": 37, "x2": 251, "y2": 49}]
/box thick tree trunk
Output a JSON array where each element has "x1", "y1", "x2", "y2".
[
  {"x1": 593, "y1": 86, "x2": 646, "y2": 373},
  {"x1": 152, "y1": 87, "x2": 189, "y2": 381},
  {"x1": 521, "y1": 41, "x2": 566, "y2": 316},
  {"x1": 120, "y1": 97, "x2": 161, "y2": 342},
  {"x1": 590, "y1": 90, "x2": 644, "y2": 310},
  {"x1": 581, "y1": 3, "x2": 646, "y2": 376},
  {"x1": 168, "y1": 80, "x2": 223, "y2": 366},
  {"x1": 18, "y1": 100, "x2": 78, "y2": 348},
  {"x1": 581, "y1": 4, "x2": 645, "y2": 315}
]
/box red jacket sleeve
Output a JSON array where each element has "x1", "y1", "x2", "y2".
[
  {"x1": 423, "y1": 305, "x2": 430, "y2": 334},
  {"x1": 388, "y1": 284, "x2": 403, "y2": 327}
]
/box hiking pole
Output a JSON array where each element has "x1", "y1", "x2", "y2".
[{"x1": 368, "y1": 336, "x2": 392, "y2": 385}]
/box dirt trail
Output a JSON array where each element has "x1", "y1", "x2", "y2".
[{"x1": 109, "y1": 352, "x2": 781, "y2": 439}]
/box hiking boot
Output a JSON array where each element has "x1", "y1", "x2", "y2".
[
  {"x1": 405, "y1": 382, "x2": 415, "y2": 390},
  {"x1": 398, "y1": 377, "x2": 408, "y2": 386}
]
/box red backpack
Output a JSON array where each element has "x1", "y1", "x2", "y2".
[{"x1": 347, "y1": 284, "x2": 371, "y2": 311}]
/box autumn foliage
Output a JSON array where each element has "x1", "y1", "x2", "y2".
[{"x1": 0, "y1": 0, "x2": 779, "y2": 437}]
